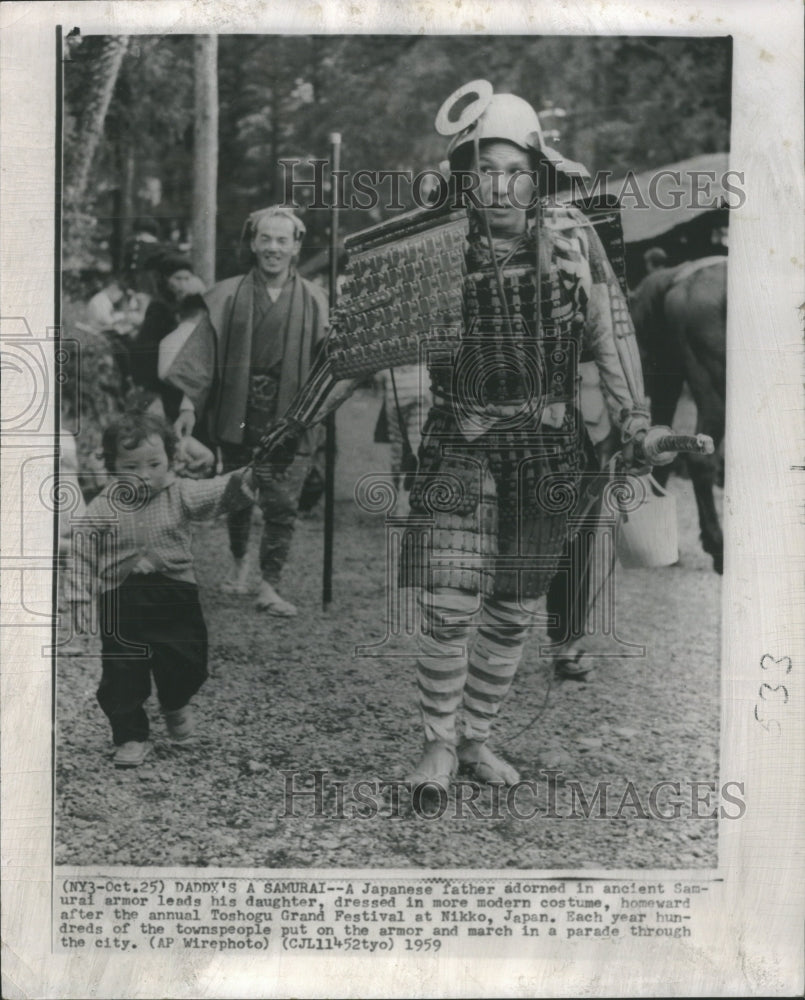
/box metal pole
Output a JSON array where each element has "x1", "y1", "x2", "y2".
[{"x1": 323, "y1": 132, "x2": 341, "y2": 608}]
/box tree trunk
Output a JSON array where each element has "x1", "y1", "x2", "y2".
[
  {"x1": 270, "y1": 85, "x2": 281, "y2": 203},
  {"x1": 66, "y1": 35, "x2": 129, "y2": 208},
  {"x1": 111, "y1": 139, "x2": 136, "y2": 271},
  {"x1": 192, "y1": 35, "x2": 219, "y2": 287}
]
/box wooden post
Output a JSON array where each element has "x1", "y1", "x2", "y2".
[
  {"x1": 192, "y1": 35, "x2": 218, "y2": 287},
  {"x1": 323, "y1": 132, "x2": 341, "y2": 608}
]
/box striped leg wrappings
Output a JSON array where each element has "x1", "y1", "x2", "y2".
[
  {"x1": 462, "y1": 595, "x2": 540, "y2": 742},
  {"x1": 414, "y1": 589, "x2": 478, "y2": 745}
]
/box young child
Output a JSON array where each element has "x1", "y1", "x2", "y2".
[{"x1": 68, "y1": 411, "x2": 254, "y2": 768}]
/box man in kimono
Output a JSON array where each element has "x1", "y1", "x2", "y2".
[{"x1": 171, "y1": 206, "x2": 328, "y2": 616}]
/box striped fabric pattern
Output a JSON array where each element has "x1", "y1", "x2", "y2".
[
  {"x1": 462, "y1": 596, "x2": 540, "y2": 741},
  {"x1": 415, "y1": 588, "x2": 539, "y2": 744}
]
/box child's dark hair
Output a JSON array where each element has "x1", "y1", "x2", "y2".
[{"x1": 102, "y1": 411, "x2": 177, "y2": 471}]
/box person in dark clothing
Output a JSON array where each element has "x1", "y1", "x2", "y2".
[
  {"x1": 128, "y1": 254, "x2": 206, "y2": 428},
  {"x1": 544, "y1": 418, "x2": 619, "y2": 680},
  {"x1": 122, "y1": 217, "x2": 166, "y2": 299}
]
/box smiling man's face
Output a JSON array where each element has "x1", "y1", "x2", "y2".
[{"x1": 251, "y1": 214, "x2": 300, "y2": 281}]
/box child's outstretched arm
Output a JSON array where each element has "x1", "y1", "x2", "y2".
[{"x1": 178, "y1": 467, "x2": 256, "y2": 522}]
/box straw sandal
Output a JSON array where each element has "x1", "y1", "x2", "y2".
[
  {"x1": 457, "y1": 739, "x2": 520, "y2": 785},
  {"x1": 407, "y1": 740, "x2": 457, "y2": 798}
]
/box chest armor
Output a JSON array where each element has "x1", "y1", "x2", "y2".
[{"x1": 428, "y1": 223, "x2": 587, "y2": 411}]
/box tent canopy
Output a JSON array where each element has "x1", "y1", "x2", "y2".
[{"x1": 605, "y1": 152, "x2": 730, "y2": 244}]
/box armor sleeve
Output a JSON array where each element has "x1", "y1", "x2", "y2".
[
  {"x1": 281, "y1": 347, "x2": 360, "y2": 428},
  {"x1": 254, "y1": 345, "x2": 361, "y2": 465},
  {"x1": 580, "y1": 219, "x2": 651, "y2": 440}
]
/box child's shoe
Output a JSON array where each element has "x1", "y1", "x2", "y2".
[
  {"x1": 163, "y1": 705, "x2": 195, "y2": 744},
  {"x1": 113, "y1": 741, "x2": 151, "y2": 768}
]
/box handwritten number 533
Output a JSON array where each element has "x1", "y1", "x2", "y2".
[{"x1": 755, "y1": 655, "x2": 792, "y2": 735}]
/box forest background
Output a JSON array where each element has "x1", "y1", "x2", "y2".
[{"x1": 62, "y1": 33, "x2": 732, "y2": 291}]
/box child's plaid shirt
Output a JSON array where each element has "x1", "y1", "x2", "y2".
[{"x1": 66, "y1": 470, "x2": 254, "y2": 603}]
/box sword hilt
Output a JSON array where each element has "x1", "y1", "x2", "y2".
[{"x1": 641, "y1": 426, "x2": 715, "y2": 466}]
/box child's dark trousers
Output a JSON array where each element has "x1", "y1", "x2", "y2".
[{"x1": 97, "y1": 573, "x2": 208, "y2": 745}]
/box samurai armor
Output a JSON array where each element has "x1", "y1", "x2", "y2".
[
  {"x1": 401, "y1": 212, "x2": 593, "y2": 601},
  {"x1": 324, "y1": 197, "x2": 628, "y2": 382},
  {"x1": 570, "y1": 192, "x2": 629, "y2": 297},
  {"x1": 326, "y1": 205, "x2": 468, "y2": 379}
]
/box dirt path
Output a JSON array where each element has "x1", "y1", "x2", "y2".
[{"x1": 56, "y1": 389, "x2": 721, "y2": 870}]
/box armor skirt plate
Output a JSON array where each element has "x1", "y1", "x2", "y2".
[{"x1": 401, "y1": 403, "x2": 592, "y2": 601}]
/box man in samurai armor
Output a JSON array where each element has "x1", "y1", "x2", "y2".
[
  {"x1": 260, "y1": 86, "x2": 655, "y2": 793},
  {"x1": 169, "y1": 206, "x2": 328, "y2": 617}
]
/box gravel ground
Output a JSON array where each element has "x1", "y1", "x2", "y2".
[{"x1": 55, "y1": 389, "x2": 721, "y2": 870}]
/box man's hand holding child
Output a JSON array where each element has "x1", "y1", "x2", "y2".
[{"x1": 174, "y1": 435, "x2": 215, "y2": 479}]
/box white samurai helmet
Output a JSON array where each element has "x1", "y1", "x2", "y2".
[{"x1": 435, "y1": 80, "x2": 589, "y2": 179}]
